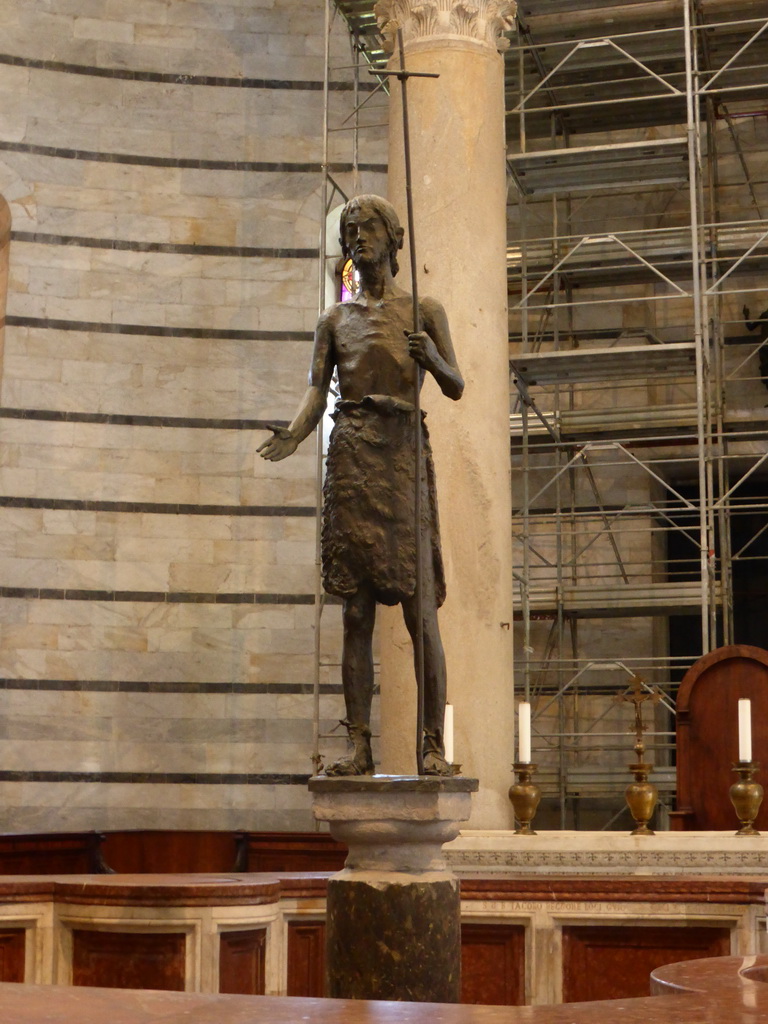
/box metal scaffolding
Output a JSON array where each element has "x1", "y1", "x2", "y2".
[{"x1": 509, "y1": 0, "x2": 768, "y2": 826}]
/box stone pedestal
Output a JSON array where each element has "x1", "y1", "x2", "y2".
[{"x1": 309, "y1": 774, "x2": 478, "y2": 1002}]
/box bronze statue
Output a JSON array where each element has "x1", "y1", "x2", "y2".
[{"x1": 258, "y1": 195, "x2": 463, "y2": 776}]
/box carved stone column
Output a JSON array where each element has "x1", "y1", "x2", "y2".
[
  {"x1": 376, "y1": 0, "x2": 517, "y2": 829},
  {"x1": 311, "y1": 774, "x2": 477, "y2": 1002}
]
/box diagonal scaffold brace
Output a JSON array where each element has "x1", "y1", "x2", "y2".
[{"x1": 372, "y1": 30, "x2": 439, "y2": 776}]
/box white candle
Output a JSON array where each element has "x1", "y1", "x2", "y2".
[
  {"x1": 518, "y1": 702, "x2": 531, "y2": 763},
  {"x1": 444, "y1": 704, "x2": 454, "y2": 764},
  {"x1": 738, "y1": 698, "x2": 752, "y2": 762}
]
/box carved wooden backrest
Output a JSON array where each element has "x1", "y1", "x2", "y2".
[{"x1": 672, "y1": 645, "x2": 768, "y2": 830}]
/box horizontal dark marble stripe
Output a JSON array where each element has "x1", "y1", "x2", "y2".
[
  {"x1": 0, "y1": 497, "x2": 315, "y2": 517},
  {"x1": 0, "y1": 770, "x2": 311, "y2": 784},
  {"x1": 0, "y1": 407, "x2": 290, "y2": 430},
  {"x1": 0, "y1": 140, "x2": 386, "y2": 174},
  {"x1": 0, "y1": 679, "x2": 342, "y2": 694},
  {"x1": 6, "y1": 315, "x2": 313, "y2": 341},
  {"x1": 12, "y1": 231, "x2": 318, "y2": 259},
  {"x1": 0, "y1": 586, "x2": 315, "y2": 604},
  {"x1": 0, "y1": 52, "x2": 379, "y2": 91}
]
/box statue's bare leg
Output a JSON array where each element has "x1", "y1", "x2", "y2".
[
  {"x1": 324, "y1": 585, "x2": 376, "y2": 776},
  {"x1": 401, "y1": 567, "x2": 453, "y2": 776}
]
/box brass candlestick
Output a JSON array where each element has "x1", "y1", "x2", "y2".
[
  {"x1": 626, "y1": 761, "x2": 658, "y2": 836},
  {"x1": 730, "y1": 761, "x2": 763, "y2": 836},
  {"x1": 509, "y1": 762, "x2": 541, "y2": 835},
  {"x1": 617, "y1": 675, "x2": 662, "y2": 836}
]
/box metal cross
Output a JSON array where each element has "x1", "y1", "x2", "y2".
[{"x1": 616, "y1": 674, "x2": 663, "y2": 762}]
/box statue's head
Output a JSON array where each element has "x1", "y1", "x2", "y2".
[{"x1": 339, "y1": 195, "x2": 404, "y2": 276}]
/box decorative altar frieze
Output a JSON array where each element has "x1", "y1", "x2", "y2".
[
  {"x1": 374, "y1": 0, "x2": 517, "y2": 52},
  {"x1": 444, "y1": 830, "x2": 768, "y2": 876},
  {"x1": 448, "y1": 848, "x2": 768, "y2": 872}
]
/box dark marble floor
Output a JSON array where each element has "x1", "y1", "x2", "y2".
[{"x1": 1, "y1": 955, "x2": 766, "y2": 1024}]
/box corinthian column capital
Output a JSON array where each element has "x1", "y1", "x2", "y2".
[{"x1": 375, "y1": 0, "x2": 517, "y2": 53}]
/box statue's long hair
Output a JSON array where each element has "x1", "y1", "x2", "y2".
[{"x1": 339, "y1": 195, "x2": 403, "y2": 276}]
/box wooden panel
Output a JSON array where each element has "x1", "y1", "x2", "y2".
[
  {"x1": 0, "y1": 833, "x2": 104, "y2": 874},
  {"x1": 562, "y1": 924, "x2": 731, "y2": 1002},
  {"x1": 0, "y1": 929, "x2": 25, "y2": 983},
  {"x1": 1, "y1": 829, "x2": 345, "y2": 876},
  {"x1": 461, "y1": 923, "x2": 525, "y2": 1005},
  {"x1": 101, "y1": 831, "x2": 241, "y2": 873},
  {"x1": 219, "y1": 929, "x2": 266, "y2": 995},
  {"x1": 287, "y1": 921, "x2": 325, "y2": 998},
  {"x1": 98, "y1": 830, "x2": 347, "y2": 874},
  {"x1": 676, "y1": 645, "x2": 768, "y2": 830},
  {"x1": 245, "y1": 833, "x2": 347, "y2": 873},
  {"x1": 72, "y1": 929, "x2": 186, "y2": 991}
]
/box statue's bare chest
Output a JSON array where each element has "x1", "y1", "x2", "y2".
[{"x1": 334, "y1": 299, "x2": 413, "y2": 372}]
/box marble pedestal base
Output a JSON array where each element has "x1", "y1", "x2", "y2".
[{"x1": 309, "y1": 775, "x2": 478, "y2": 1003}]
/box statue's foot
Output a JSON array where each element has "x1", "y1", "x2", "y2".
[
  {"x1": 322, "y1": 721, "x2": 374, "y2": 776},
  {"x1": 323, "y1": 753, "x2": 375, "y2": 776},
  {"x1": 423, "y1": 750, "x2": 461, "y2": 777},
  {"x1": 422, "y1": 729, "x2": 461, "y2": 776}
]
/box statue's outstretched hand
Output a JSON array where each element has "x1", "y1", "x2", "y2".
[
  {"x1": 406, "y1": 331, "x2": 440, "y2": 372},
  {"x1": 257, "y1": 425, "x2": 299, "y2": 462}
]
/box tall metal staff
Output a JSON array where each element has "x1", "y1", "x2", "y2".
[{"x1": 374, "y1": 31, "x2": 439, "y2": 775}]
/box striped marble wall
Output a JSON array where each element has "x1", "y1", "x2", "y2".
[{"x1": 0, "y1": 0, "x2": 387, "y2": 830}]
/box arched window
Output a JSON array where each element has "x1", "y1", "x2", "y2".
[
  {"x1": 339, "y1": 256, "x2": 359, "y2": 302},
  {"x1": 325, "y1": 203, "x2": 358, "y2": 305}
]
